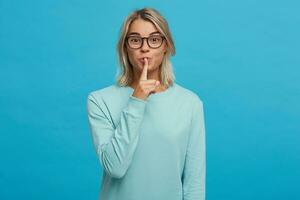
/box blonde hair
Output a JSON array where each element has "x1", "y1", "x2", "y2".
[{"x1": 115, "y1": 7, "x2": 176, "y2": 88}]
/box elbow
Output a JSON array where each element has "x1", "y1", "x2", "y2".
[
  {"x1": 100, "y1": 156, "x2": 128, "y2": 179},
  {"x1": 97, "y1": 146, "x2": 129, "y2": 179},
  {"x1": 104, "y1": 164, "x2": 127, "y2": 179}
]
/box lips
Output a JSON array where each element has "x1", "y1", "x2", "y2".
[{"x1": 138, "y1": 57, "x2": 151, "y2": 64}]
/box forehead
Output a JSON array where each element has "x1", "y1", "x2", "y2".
[{"x1": 128, "y1": 19, "x2": 159, "y2": 36}]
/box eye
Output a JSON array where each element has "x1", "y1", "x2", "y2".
[
  {"x1": 129, "y1": 37, "x2": 141, "y2": 43},
  {"x1": 149, "y1": 36, "x2": 162, "y2": 43}
]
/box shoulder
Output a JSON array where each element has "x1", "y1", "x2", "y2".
[
  {"x1": 173, "y1": 83, "x2": 204, "y2": 107},
  {"x1": 87, "y1": 84, "x2": 120, "y2": 102}
]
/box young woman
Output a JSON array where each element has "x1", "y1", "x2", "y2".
[{"x1": 87, "y1": 7, "x2": 206, "y2": 200}]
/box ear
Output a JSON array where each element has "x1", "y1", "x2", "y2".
[{"x1": 163, "y1": 43, "x2": 167, "y2": 54}]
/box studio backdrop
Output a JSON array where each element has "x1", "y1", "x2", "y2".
[{"x1": 0, "y1": 0, "x2": 299, "y2": 199}]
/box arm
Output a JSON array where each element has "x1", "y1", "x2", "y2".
[
  {"x1": 182, "y1": 97, "x2": 206, "y2": 200},
  {"x1": 86, "y1": 93, "x2": 147, "y2": 179}
]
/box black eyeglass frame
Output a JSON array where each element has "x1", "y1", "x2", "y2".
[{"x1": 125, "y1": 35, "x2": 165, "y2": 49}]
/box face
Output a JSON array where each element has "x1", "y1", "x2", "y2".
[{"x1": 126, "y1": 19, "x2": 167, "y2": 74}]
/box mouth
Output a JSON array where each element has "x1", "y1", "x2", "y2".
[{"x1": 138, "y1": 57, "x2": 151, "y2": 64}]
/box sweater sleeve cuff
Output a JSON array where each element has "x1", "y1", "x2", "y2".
[{"x1": 125, "y1": 95, "x2": 147, "y2": 116}]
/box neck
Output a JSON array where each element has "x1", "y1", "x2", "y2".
[{"x1": 129, "y1": 68, "x2": 167, "y2": 92}]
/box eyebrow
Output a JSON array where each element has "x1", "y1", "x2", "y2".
[{"x1": 127, "y1": 31, "x2": 161, "y2": 36}]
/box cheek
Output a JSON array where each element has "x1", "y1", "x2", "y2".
[
  {"x1": 153, "y1": 50, "x2": 165, "y2": 64},
  {"x1": 127, "y1": 50, "x2": 138, "y2": 64}
]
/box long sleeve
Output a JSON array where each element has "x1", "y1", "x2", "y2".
[
  {"x1": 86, "y1": 93, "x2": 147, "y2": 179},
  {"x1": 182, "y1": 97, "x2": 206, "y2": 200}
]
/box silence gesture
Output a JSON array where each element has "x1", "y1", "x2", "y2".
[{"x1": 132, "y1": 58, "x2": 160, "y2": 100}]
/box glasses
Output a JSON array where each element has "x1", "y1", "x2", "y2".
[{"x1": 126, "y1": 34, "x2": 165, "y2": 49}]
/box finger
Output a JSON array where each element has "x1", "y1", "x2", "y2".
[
  {"x1": 140, "y1": 58, "x2": 148, "y2": 81},
  {"x1": 149, "y1": 86, "x2": 158, "y2": 94},
  {"x1": 144, "y1": 84, "x2": 159, "y2": 92},
  {"x1": 140, "y1": 79, "x2": 158, "y2": 85}
]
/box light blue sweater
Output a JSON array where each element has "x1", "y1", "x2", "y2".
[{"x1": 86, "y1": 82, "x2": 206, "y2": 200}]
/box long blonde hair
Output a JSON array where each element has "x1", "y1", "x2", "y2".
[{"x1": 115, "y1": 7, "x2": 176, "y2": 88}]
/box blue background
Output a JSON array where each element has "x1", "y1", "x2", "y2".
[{"x1": 1, "y1": 0, "x2": 299, "y2": 199}]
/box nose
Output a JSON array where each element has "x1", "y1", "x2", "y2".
[{"x1": 140, "y1": 38, "x2": 150, "y2": 52}]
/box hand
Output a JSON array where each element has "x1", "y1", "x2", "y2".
[{"x1": 132, "y1": 58, "x2": 160, "y2": 100}]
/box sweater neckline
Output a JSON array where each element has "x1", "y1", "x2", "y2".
[{"x1": 123, "y1": 82, "x2": 176, "y2": 100}]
